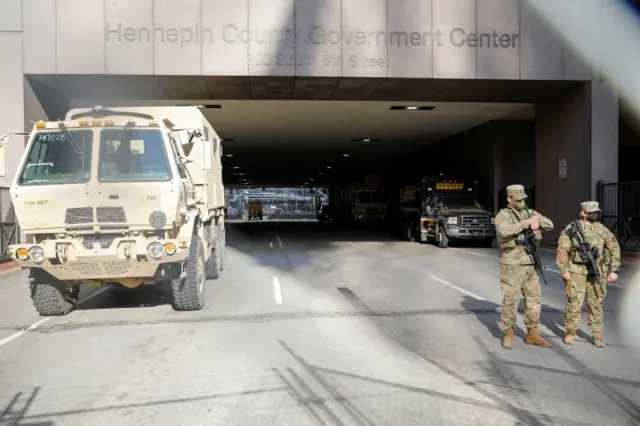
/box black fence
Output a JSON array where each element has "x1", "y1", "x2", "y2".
[
  {"x1": 597, "y1": 180, "x2": 640, "y2": 251},
  {"x1": 0, "y1": 186, "x2": 19, "y2": 259}
]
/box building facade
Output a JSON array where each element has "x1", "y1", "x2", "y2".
[{"x1": 0, "y1": 0, "x2": 619, "y2": 241}]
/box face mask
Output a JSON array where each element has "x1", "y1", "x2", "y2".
[
  {"x1": 512, "y1": 200, "x2": 526, "y2": 210},
  {"x1": 586, "y1": 212, "x2": 601, "y2": 222}
]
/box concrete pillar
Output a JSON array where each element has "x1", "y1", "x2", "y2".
[{"x1": 535, "y1": 80, "x2": 618, "y2": 245}]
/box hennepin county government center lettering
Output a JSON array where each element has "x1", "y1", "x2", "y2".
[{"x1": 106, "y1": 22, "x2": 520, "y2": 49}]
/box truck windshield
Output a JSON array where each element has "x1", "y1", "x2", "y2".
[
  {"x1": 356, "y1": 190, "x2": 386, "y2": 204},
  {"x1": 98, "y1": 128, "x2": 172, "y2": 182},
  {"x1": 18, "y1": 130, "x2": 93, "y2": 185},
  {"x1": 442, "y1": 196, "x2": 482, "y2": 209}
]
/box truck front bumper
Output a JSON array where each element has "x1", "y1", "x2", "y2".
[
  {"x1": 446, "y1": 226, "x2": 495, "y2": 239},
  {"x1": 7, "y1": 236, "x2": 190, "y2": 281}
]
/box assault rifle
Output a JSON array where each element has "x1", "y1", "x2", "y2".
[
  {"x1": 516, "y1": 228, "x2": 548, "y2": 285},
  {"x1": 566, "y1": 220, "x2": 601, "y2": 278}
]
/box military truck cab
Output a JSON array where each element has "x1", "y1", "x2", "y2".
[{"x1": 1, "y1": 106, "x2": 226, "y2": 316}]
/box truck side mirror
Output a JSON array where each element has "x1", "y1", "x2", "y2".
[{"x1": 201, "y1": 138, "x2": 213, "y2": 170}]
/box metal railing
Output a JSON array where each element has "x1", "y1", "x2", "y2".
[
  {"x1": 0, "y1": 186, "x2": 19, "y2": 258},
  {"x1": 597, "y1": 180, "x2": 640, "y2": 251}
]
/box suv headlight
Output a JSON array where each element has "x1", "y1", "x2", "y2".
[
  {"x1": 28, "y1": 246, "x2": 45, "y2": 263},
  {"x1": 447, "y1": 217, "x2": 458, "y2": 225},
  {"x1": 147, "y1": 242, "x2": 165, "y2": 259}
]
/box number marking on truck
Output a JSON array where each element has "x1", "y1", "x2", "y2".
[{"x1": 24, "y1": 199, "x2": 48, "y2": 206}]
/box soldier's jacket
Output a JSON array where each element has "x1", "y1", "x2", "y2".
[
  {"x1": 557, "y1": 220, "x2": 621, "y2": 276},
  {"x1": 495, "y1": 207, "x2": 554, "y2": 265}
]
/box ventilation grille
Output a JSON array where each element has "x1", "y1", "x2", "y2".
[
  {"x1": 460, "y1": 215, "x2": 490, "y2": 228},
  {"x1": 96, "y1": 206, "x2": 127, "y2": 223},
  {"x1": 65, "y1": 207, "x2": 94, "y2": 224}
]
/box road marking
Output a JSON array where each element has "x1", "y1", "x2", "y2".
[
  {"x1": 429, "y1": 275, "x2": 488, "y2": 301},
  {"x1": 322, "y1": 260, "x2": 337, "y2": 268},
  {"x1": 347, "y1": 242, "x2": 360, "y2": 248},
  {"x1": 448, "y1": 248, "x2": 624, "y2": 288},
  {"x1": 275, "y1": 232, "x2": 284, "y2": 249},
  {"x1": 273, "y1": 277, "x2": 283, "y2": 305},
  {"x1": 0, "y1": 285, "x2": 111, "y2": 348},
  {"x1": 269, "y1": 241, "x2": 274, "y2": 249}
]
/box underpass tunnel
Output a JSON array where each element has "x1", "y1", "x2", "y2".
[{"x1": 21, "y1": 74, "x2": 619, "y2": 252}]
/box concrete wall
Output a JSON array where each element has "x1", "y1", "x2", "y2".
[
  {"x1": 535, "y1": 80, "x2": 618, "y2": 244},
  {"x1": 427, "y1": 119, "x2": 535, "y2": 214},
  {"x1": 17, "y1": 0, "x2": 589, "y2": 80}
]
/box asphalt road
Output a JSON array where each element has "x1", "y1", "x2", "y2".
[{"x1": 1, "y1": 220, "x2": 640, "y2": 426}]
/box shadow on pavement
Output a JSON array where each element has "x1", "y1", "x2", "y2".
[
  {"x1": 77, "y1": 281, "x2": 172, "y2": 311},
  {"x1": 0, "y1": 387, "x2": 54, "y2": 426}
]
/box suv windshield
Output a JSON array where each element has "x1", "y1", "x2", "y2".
[
  {"x1": 442, "y1": 196, "x2": 482, "y2": 209},
  {"x1": 98, "y1": 128, "x2": 171, "y2": 182},
  {"x1": 18, "y1": 130, "x2": 93, "y2": 185}
]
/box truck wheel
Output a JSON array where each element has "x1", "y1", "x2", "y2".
[
  {"x1": 206, "y1": 237, "x2": 222, "y2": 280},
  {"x1": 172, "y1": 236, "x2": 206, "y2": 311},
  {"x1": 436, "y1": 227, "x2": 449, "y2": 248},
  {"x1": 30, "y1": 272, "x2": 77, "y2": 316},
  {"x1": 406, "y1": 223, "x2": 415, "y2": 242},
  {"x1": 219, "y1": 225, "x2": 226, "y2": 272}
]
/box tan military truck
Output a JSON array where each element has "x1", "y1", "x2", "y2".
[{"x1": 0, "y1": 106, "x2": 226, "y2": 315}]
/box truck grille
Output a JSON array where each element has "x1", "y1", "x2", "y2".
[
  {"x1": 65, "y1": 207, "x2": 94, "y2": 224},
  {"x1": 96, "y1": 207, "x2": 127, "y2": 223},
  {"x1": 460, "y1": 215, "x2": 490, "y2": 228}
]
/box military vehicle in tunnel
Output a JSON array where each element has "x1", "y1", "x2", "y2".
[
  {"x1": 399, "y1": 175, "x2": 495, "y2": 248},
  {"x1": 1, "y1": 105, "x2": 226, "y2": 315},
  {"x1": 334, "y1": 184, "x2": 389, "y2": 227}
]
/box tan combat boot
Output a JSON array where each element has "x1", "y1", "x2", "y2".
[
  {"x1": 592, "y1": 331, "x2": 606, "y2": 348},
  {"x1": 525, "y1": 327, "x2": 553, "y2": 348},
  {"x1": 502, "y1": 328, "x2": 515, "y2": 349},
  {"x1": 563, "y1": 331, "x2": 575, "y2": 345}
]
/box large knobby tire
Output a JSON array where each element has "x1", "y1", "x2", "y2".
[
  {"x1": 219, "y1": 225, "x2": 226, "y2": 272},
  {"x1": 172, "y1": 237, "x2": 206, "y2": 311},
  {"x1": 206, "y1": 238, "x2": 222, "y2": 280},
  {"x1": 436, "y1": 226, "x2": 450, "y2": 248},
  {"x1": 30, "y1": 271, "x2": 77, "y2": 316}
]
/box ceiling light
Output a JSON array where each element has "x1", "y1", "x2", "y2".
[
  {"x1": 233, "y1": 172, "x2": 247, "y2": 176},
  {"x1": 342, "y1": 153, "x2": 349, "y2": 157},
  {"x1": 390, "y1": 106, "x2": 435, "y2": 111},
  {"x1": 351, "y1": 138, "x2": 381, "y2": 143},
  {"x1": 326, "y1": 166, "x2": 332, "y2": 169},
  {"x1": 318, "y1": 172, "x2": 322, "y2": 175},
  {"x1": 226, "y1": 154, "x2": 233, "y2": 157},
  {"x1": 233, "y1": 166, "x2": 240, "y2": 169}
]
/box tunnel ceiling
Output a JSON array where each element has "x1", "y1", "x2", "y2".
[{"x1": 28, "y1": 74, "x2": 581, "y2": 187}]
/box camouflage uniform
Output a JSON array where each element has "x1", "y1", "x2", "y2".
[
  {"x1": 495, "y1": 184, "x2": 554, "y2": 349},
  {"x1": 557, "y1": 201, "x2": 621, "y2": 347}
]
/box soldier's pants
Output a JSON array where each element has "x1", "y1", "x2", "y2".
[
  {"x1": 500, "y1": 264, "x2": 541, "y2": 331},
  {"x1": 564, "y1": 272, "x2": 607, "y2": 333}
]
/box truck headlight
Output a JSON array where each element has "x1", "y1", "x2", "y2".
[
  {"x1": 28, "y1": 246, "x2": 45, "y2": 263},
  {"x1": 447, "y1": 217, "x2": 458, "y2": 225},
  {"x1": 147, "y1": 242, "x2": 165, "y2": 259},
  {"x1": 16, "y1": 247, "x2": 29, "y2": 260},
  {"x1": 491, "y1": 217, "x2": 495, "y2": 225}
]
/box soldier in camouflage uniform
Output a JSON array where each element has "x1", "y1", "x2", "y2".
[
  {"x1": 495, "y1": 184, "x2": 554, "y2": 349},
  {"x1": 556, "y1": 201, "x2": 620, "y2": 348}
]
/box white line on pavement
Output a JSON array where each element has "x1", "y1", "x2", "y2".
[
  {"x1": 0, "y1": 286, "x2": 112, "y2": 348},
  {"x1": 273, "y1": 277, "x2": 283, "y2": 305},
  {"x1": 275, "y1": 233, "x2": 284, "y2": 249},
  {"x1": 347, "y1": 242, "x2": 360, "y2": 248},
  {"x1": 448, "y1": 247, "x2": 624, "y2": 288},
  {"x1": 428, "y1": 275, "x2": 488, "y2": 301}
]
